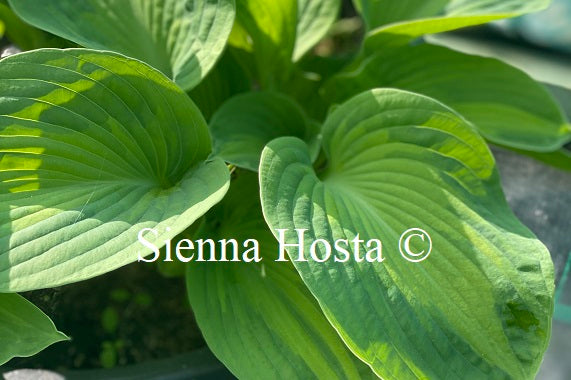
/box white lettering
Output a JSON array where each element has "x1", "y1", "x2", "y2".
[
  {"x1": 138, "y1": 228, "x2": 160, "y2": 262},
  {"x1": 334, "y1": 239, "x2": 350, "y2": 262},
  {"x1": 276, "y1": 228, "x2": 307, "y2": 262},
  {"x1": 175, "y1": 239, "x2": 194, "y2": 262},
  {"x1": 365, "y1": 239, "x2": 384, "y2": 262},
  {"x1": 310, "y1": 239, "x2": 332, "y2": 263},
  {"x1": 243, "y1": 239, "x2": 261, "y2": 262}
]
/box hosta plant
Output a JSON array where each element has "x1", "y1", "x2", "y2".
[{"x1": 0, "y1": 0, "x2": 567, "y2": 379}]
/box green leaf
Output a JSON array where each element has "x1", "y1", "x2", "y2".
[
  {"x1": 323, "y1": 43, "x2": 570, "y2": 151},
  {"x1": 294, "y1": 0, "x2": 341, "y2": 61},
  {"x1": 506, "y1": 147, "x2": 571, "y2": 171},
  {"x1": 0, "y1": 49, "x2": 230, "y2": 292},
  {"x1": 187, "y1": 171, "x2": 375, "y2": 379},
  {"x1": 229, "y1": 0, "x2": 297, "y2": 87},
  {"x1": 0, "y1": 3, "x2": 70, "y2": 51},
  {"x1": 8, "y1": 0, "x2": 236, "y2": 91},
  {"x1": 188, "y1": 51, "x2": 251, "y2": 122},
  {"x1": 364, "y1": 0, "x2": 550, "y2": 50},
  {"x1": 289, "y1": 54, "x2": 358, "y2": 120},
  {"x1": 0, "y1": 293, "x2": 68, "y2": 365},
  {"x1": 353, "y1": 0, "x2": 448, "y2": 30},
  {"x1": 209, "y1": 91, "x2": 320, "y2": 171},
  {"x1": 260, "y1": 89, "x2": 554, "y2": 379}
]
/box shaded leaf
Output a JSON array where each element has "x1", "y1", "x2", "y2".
[
  {"x1": 209, "y1": 91, "x2": 320, "y2": 171},
  {"x1": 291, "y1": 54, "x2": 358, "y2": 120},
  {"x1": 0, "y1": 293, "x2": 68, "y2": 365},
  {"x1": 260, "y1": 89, "x2": 554, "y2": 379},
  {"x1": 8, "y1": 0, "x2": 235, "y2": 90},
  {"x1": 188, "y1": 51, "x2": 251, "y2": 122},
  {"x1": 187, "y1": 172, "x2": 375, "y2": 379},
  {"x1": 0, "y1": 2, "x2": 70, "y2": 50},
  {"x1": 506, "y1": 147, "x2": 571, "y2": 171},
  {"x1": 0, "y1": 49, "x2": 229, "y2": 292},
  {"x1": 323, "y1": 43, "x2": 570, "y2": 151}
]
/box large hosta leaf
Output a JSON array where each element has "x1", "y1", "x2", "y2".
[
  {"x1": 323, "y1": 43, "x2": 570, "y2": 151},
  {"x1": 209, "y1": 91, "x2": 319, "y2": 171},
  {"x1": 363, "y1": 0, "x2": 550, "y2": 50},
  {"x1": 0, "y1": 49, "x2": 229, "y2": 292},
  {"x1": 8, "y1": 0, "x2": 235, "y2": 91},
  {"x1": 294, "y1": 0, "x2": 341, "y2": 61},
  {"x1": 187, "y1": 172, "x2": 375, "y2": 379},
  {"x1": 260, "y1": 89, "x2": 554, "y2": 379},
  {"x1": 0, "y1": 293, "x2": 68, "y2": 365}
]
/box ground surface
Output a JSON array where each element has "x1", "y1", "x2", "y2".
[{"x1": 7, "y1": 264, "x2": 204, "y2": 371}]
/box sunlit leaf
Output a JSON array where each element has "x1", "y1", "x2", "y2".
[
  {"x1": 260, "y1": 89, "x2": 554, "y2": 379},
  {"x1": 0, "y1": 49, "x2": 229, "y2": 292},
  {"x1": 363, "y1": 0, "x2": 550, "y2": 50},
  {"x1": 323, "y1": 43, "x2": 570, "y2": 151},
  {"x1": 8, "y1": 0, "x2": 235, "y2": 90},
  {"x1": 353, "y1": 0, "x2": 448, "y2": 30},
  {"x1": 187, "y1": 172, "x2": 375, "y2": 379},
  {"x1": 0, "y1": 293, "x2": 68, "y2": 365},
  {"x1": 294, "y1": 0, "x2": 341, "y2": 61},
  {"x1": 229, "y1": 0, "x2": 297, "y2": 87}
]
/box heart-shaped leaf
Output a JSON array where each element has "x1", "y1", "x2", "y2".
[
  {"x1": 8, "y1": 0, "x2": 236, "y2": 91},
  {"x1": 322, "y1": 43, "x2": 570, "y2": 151},
  {"x1": 363, "y1": 0, "x2": 550, "y2": 50},
  {"x1": 294, "y1": 0, "x2": 341, "y2": 61},
  {"x1": 0, "y1": 49, "x2": 229, "y2": 292},
  {"x1": 187, "y1": 172, "x2": 375, "y2": 379},
  {"x1": 209, "y1": 91, "x2": 319, "y2": 171},
  {"x1": 260, "y1": 89, "x2": 554, "y2": 379},
  {"x1": 0, "y1": 293, "x2": 68, "y2": 365}
]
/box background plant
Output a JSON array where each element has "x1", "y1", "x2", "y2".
[{"x1": 0, "y1": 0, "x2": 567, "y2": 379}]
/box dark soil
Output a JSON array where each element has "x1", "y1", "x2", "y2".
[{"x1": 8, "y1": 263, "x2": 204, "y2": 371}]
